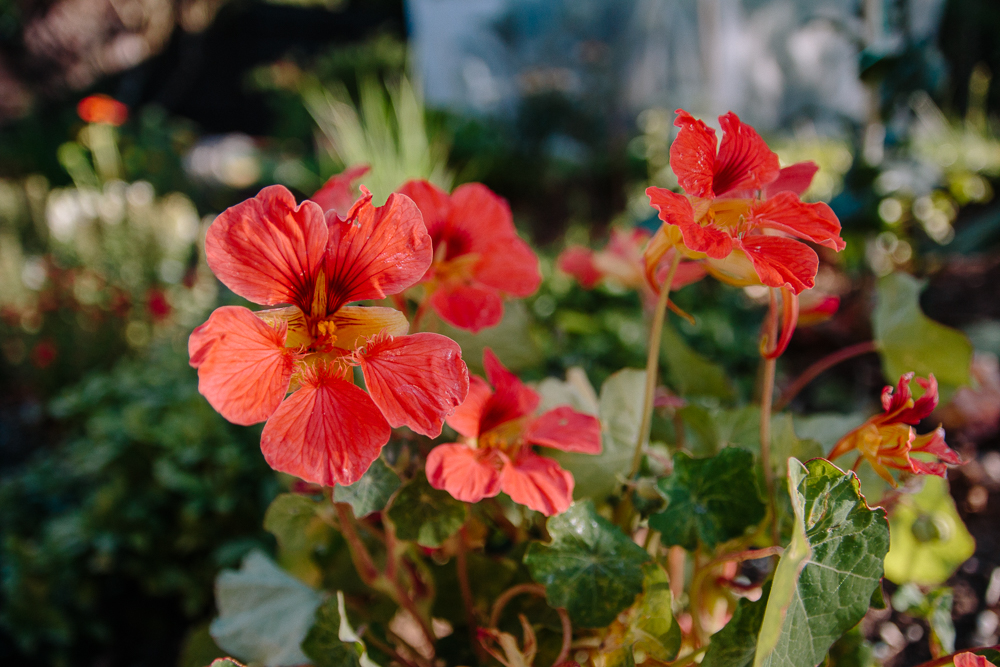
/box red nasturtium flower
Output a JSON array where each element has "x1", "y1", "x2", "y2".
[
  {"x1": 645, "y1": 110, "x2": 845, "y2": 355},
  {"x1": 426, "y1": 350, "x2": 601, "y2": 516},
  {"x1": 396, "y1": 180, "x2": 542, "y2": 333},
  {"x1": 311, "y1": 165, "x2": 370, "y2": 218},
  {"x1": 829, "y1": 373, "x2": 961, "y2": 486},
  {"x1": 77, "y1": 94, "x2": 128, "y2": 126},
  {"x1": 955, "y1": 654, "x2": 996, "y2": 667},
  {"x1": 189, "y1": 185, "x2": 470, "y2": 486}
]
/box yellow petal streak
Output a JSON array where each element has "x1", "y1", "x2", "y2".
[{"x1": 331, "y1": 306, "x2": 409, "y2": 350}]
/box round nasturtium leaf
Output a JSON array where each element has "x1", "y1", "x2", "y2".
[{"x1": 884, "y1": 476, "x2": 975, "y2": 585}]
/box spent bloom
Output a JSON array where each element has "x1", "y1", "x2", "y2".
[
  {"x1": 829, "y1": 373, "x2": 961, "y2": 486},
  {"x1": 426, "y1": 350, "x2": 601, "y2": 516},
  {"x1": 397, "y1": 180, "x2": 541, "y2": 333},
  {"x1": 189, "y1": 185, "x2": 469, "y2": 486}
]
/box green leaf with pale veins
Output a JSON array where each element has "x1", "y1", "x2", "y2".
[
  {"x1": 302, "y1": 591, "x2": 381, "y2": 667},
  {"x1": 649, "y1": 448, "x2": 765, "y2": 550},
  {"x1": 333, "y1": 458, "x2": 401, "y2": 517},
  {"x1": 874, "y1": 272, "x2": 973, "y2": 401},
  {"x1": 701, "y1": 582, "x2": 771, "y2": 667},
  {"x1": 386, "y1": 472, "x2": 466, "y2": 548},
  {"x1": 210, "y1": 551, "x2": 322, "y2": 667},
  {"x1": 524, "y1": 500, "x2": 650, "y2": 627},
  {"x1": 752, "y1": 458, "x2": 889, "y2": 667},
  {"x1": 546, "y1": 368, "x2": 645, "y2": 501}
]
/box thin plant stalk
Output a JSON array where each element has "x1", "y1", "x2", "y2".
[
  {"x1": 759, "y1": 289, "x2": 780, "y2": 542},
  {"x1": 629, "y1": 251, "x2": 682, "y2": 479},
  {"x1": 774, "y1": 341, "x2": 878, "y2": 410}
]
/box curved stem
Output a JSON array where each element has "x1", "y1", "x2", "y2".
[
  {"x1": 630, "y1": 251, "x2": 682, "y2": 480},
  {"x1": 554, "y1": 608, "x2": 573, "y2": 666},
  {"x1": 488, "y1": 583, "x2": 547, "y2": 628},
  {"x1": 774, "y1": 341, "x2": 878, "y2": 411}
]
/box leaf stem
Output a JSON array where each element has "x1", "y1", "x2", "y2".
[
  {"x1": 630, "y1": 251, "x2": 682, "y2": 480},
  {"x1": 774, "y1": 341, "x2": 878, "y2": 411},
  {"x1": 759, "y1": 289, "x2": 779, "y2": 542},
  {"x1": 489, "y1": 583, "x2": 547, "y2": 628},
  {"x1": 456, "y1": 526, "x2": 486, "y2": 664}
]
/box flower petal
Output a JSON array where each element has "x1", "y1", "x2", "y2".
[
  {"x1": 359, "y1": 332, "x2": 469, "y2": 437},
  {"x1": 311, "y1": 165, "x2": 370, "y2": 217},
  {"x1": 449, "y1": 183, "x2": 519, "y2": 248},
  {"x1": 475, "y1": 236, "x2": 541, "y2": 297},
  {"x1": 712, "y1": 111, "x2": 780, "y2": 196},
  {"x1": 397, "y1": 180, "x2": 452, "y2": 238},
  {"x1": 955, "y1": 654, "x2": 994, "y2": 667},
  {"x1": 426, "y1": 443, "x2": 503, "y2": 503},
  {"x1": 500, "y1": 453, "x2": 574, "y2": 516},
  {"x1": 670, "y1": 110, "x2": 718, "y2": 198},
  {"x1": 524, "y1": 406, "x2": 602, "y2": 454},
  {"x1": 738, "y1": 235, "x2": 818, "y2": 293},
  {"x1": 558, "y1": 246, "x2": 601, "y2": 288},
  {"x1": 430, "y1": 283, "x2": 504, "y2": 333},
  {"x1": 911, "y1": 426, "x2": 961, "y2": 465},
  {"x1": 188, "y1": 306, "x2": 295, "y2": 425},
  {"x1": 646, "y1": 186, "x2": 732, "y2": 259},
  {"x1": 750, "y1": 192, "x2": 845, "y2": 251},
  {"x1": 260, "y1": 364, "x2": 390, "y2": 486},
  {"x1": 446, "y1": 376, "x2": 493, "y2": 438},
  {"x1": 481, "y1": 348, "x2": 540, "y2": 434},
  {"x1": 330, "y1": 305, "x2": 409, "y2": 350},
  {"x1": 764, "y1": 161, "x2": 819, "y2": 197},
  {"x1": 325, "y1": 191, "x2": 432, "y2": 310},
  {"x1": 206, "y1": 185, "x2": 329, "y2": 310}
]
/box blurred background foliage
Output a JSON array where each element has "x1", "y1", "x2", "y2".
[{"x1": 1, "y1": 0, "x2": 1000, "y2": 665}]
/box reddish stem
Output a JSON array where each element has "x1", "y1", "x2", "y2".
[{"x1": 774, "y1": 341, "x2": 878, "y2": 411}]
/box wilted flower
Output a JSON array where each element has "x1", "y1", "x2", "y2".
[
  {"x1": 829, "y1": 373, "x2": 961, "y2": 486},
  {"x1": 397, "y1": 180, "x2": 541, "y2": 333},
  {"x1": 189, "y1": 185, "x2": 469, "y2": 486},
  {"x1": 426, "y1": 349, "x2": 601, "y2": 516}
]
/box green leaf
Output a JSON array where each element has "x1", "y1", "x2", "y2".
[
  {"x1": 333, "y1": 458, "x2": 401, "y2": 518},
  {"x1": 884, "y1": 476, "x2": 975, "y2": 586},
  {"x1": 210, "y1": 551, "x2": 322, "y2": 667},
  {"x1": 874, "y1": 272, "x2": 973, "y2": 401},
  {"x1": 752, "y1": 459, "x2": 890, "y2": 667},
  {"x1": 701, "y1": 582, "x2": 770, "y2": 667},
  {"x1": 891, "y1": 584, "x2": 956, "y2": 654},
  {"x1": 649, "y1": 448, "x2": 766, "y2": 550},
  {"x1": 661, "y1": 325, "x2": 736, "y2": 400},
  {"x1": 631, "y1": 564, "x2": 681, "y2": 663},
  {"x1": 302, "y1": 591, "x2": 381, "y2": 667},
  {"x1": 676, "y1": 405, "x2": 759, "y2": 457},
  {"x1": 826, "y1": 628, "x2": 874, "y2": 667},
  {"x1": 547, "y1": 368, "x2": 645, "y2": 501},
  {"x1": 386, "y1": 473, "x2": 466, "y2": 548},
  {"x1": 536, "y1": 367, "x2": 600, "y2": 415},
  {"x1": 524, "y1": 500, "x2": 651, "y2": 627},
  {"x1": 264, "y1": 494, "x2": 331, "y2": 585},
  {"x1": 792, "y1": 412, "x2": 891, "y2": 501},
  {"x1": 769, "y1": 415, "x2": 823, "y2": 479}
]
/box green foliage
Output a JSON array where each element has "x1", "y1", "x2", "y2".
[
  {"x1": 753, "y1": 459, "x2": 889, "y2": 667},
  {"x1": 874, "y1": 272, "x2": 973, "y2": 400},
  {"x1": 264, "y1": 494, "x2": 331, "y2": 585},
  {"x1": 701, "y1": 583, "x2": 770, "y2": 667},
  {"x1": 630, "y1": 565, "x2": 682, "y2": 663},
  {"x1": 892, "y1": 583, "x2": 956, "y2": 653},
  {"x1": 649, "y1": 448, "x2": 766, "y2": 550},
  {"x1": 386, "y1": 473, "x2": 466, "y2": 548},
  {"x1": 661, "y1": 324, "x2": 735, "y2": 400},
  {"x1": 302, "y1": 592, "x2": 381, "y2": 667},
  {"x1": 333, "y1": 458, "x2": 401, "y2": 518},
  {"x1": 825, "y1": 628, "x2": 875, "y2": 667},
  {"x1": 677, "y1": 405, "x2": 759, "y2": 457},
  {"x1": 524, "y1": 501, "x2": 650, "y2": 627},
  {"x1": 210, "y1": 551, "x2": 321, "y2": 667},
  {"x1": 0, "y1": 350, "x2": 277, "y2": 662},
  {"x1": 883, "y1": 476, "x2": 975, "y2": 585}
]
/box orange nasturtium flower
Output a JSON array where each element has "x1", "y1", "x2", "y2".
[
  {"x1": 189, "y1": 185, "x2": 470, "y2": 486},
  {"x1": 955, "y1": 654, "x2": 996, "y2": 667},
  {"x1": 829, "y1": 373, "x2": 961, "y2": 486},
  {"x1": 77, "y1": 94, "x2": 129, "y2": 126},
  {"x1": 397, "y1": 180, "x2": 542, "y2": 333},
  {"x1": 644, "y1": 110, "x2": 845, "y2": 355},
  {"x1": 426, "y1": 350, "x2": 601, "y2": 516}
]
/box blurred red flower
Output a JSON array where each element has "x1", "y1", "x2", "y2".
[
  {"x1": 397, "y1": 180, "x2": 541, "y2": 333},
  {"x1": 189, "y1": 185, "x2": 469, "y2": 486},
  {"x1": 311, "y1": 165, "x2": 370, "y2": 218},
  {"x1": 829, "y1": 373, "x2": 961, "y2": 486},
  {"x1": 426, "y1": 349, "x2": 601, "y2": 516},
  {"x1": 77, "y1": 94, "x2": 128, "y2": 126},
  {"x1": 146, "y1": 288, "x2": 171, "y2": 321}
]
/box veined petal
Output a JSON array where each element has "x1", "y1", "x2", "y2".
[
  {"x1": 446, "y1": 376, "x2": 493, "y2": 438},
  {"x1": 712, "y1": 112, "x2": 780, "y2": 196},
  {"x1": 738, "y1": 235, "x2": 818, "y2": 294},
  {"x1": 325, "y1": 191, "x2": 432, "y2": 310},
  {"x1": 558, "y1": 246, "x2": 601, "y2": 288},
  {"x1": 358, "y1": 332, "x2": 469, "y2": 437},
  {"x1": 430, "y1": 283, "x2": 504, "y2": 333},
  {"x1": 750, "y1": 193, "x2": 845, "y2": 251},
  {"x1": 330, "y1": 305, "x2": 409, "y2": 350},
  {"x1": 426, "y1": 443, "x2": 503, "y2": 503},
  {"x1": 311, "y1": 165, "x2": 370, "y2": 218},
  {"x1": 670, "y1": 110, "x2": 718, "y2": 198},
  {"x1": 480, "y1": 349, "x2": 540, "y2": 434},
  {"x1": 189, "y1": 306, "x2": 295, "y2": 426},
  {"x1": 500, "y1": 453, "x2": 574, "y2": 516},
  {"x1": 524, "y1": 406, "x2": 601, "y2": 454},
  {"x1": 911, "y1": 426, "x2": 960, "y2": 465},
  {"x1": 206, "y1": 185, "x2": 328, "y2": 310},
  {"x1": 260, "y1": 364, "x2": 390, "y2": 486},
  {"x1": 475, "y1": 235, "x2": 542, "y2": 297},
  {"x1": 254, "y1": 306, "x2": 311, "y2": 348},
  {"x1": 764, "y1": 162, "x2": 819, "y2": 197}
]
